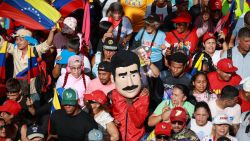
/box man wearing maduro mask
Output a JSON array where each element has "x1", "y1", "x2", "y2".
[{"x1": 110, "y1": 50, "x2": 149, "y2": 141}]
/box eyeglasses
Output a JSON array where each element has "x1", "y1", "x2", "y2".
[
  {"x1": 171, "y1": 121, "x2": 184, "y2": 125},
  {"x1": 0, "y1": 125, "x2": 6, "y2": 129},
  {"x1": 70, "y1": 67, "x2": 81, "y2": 71},
  {"x1": 156, "y1": 135, "x2": 169, "y2": 140}
]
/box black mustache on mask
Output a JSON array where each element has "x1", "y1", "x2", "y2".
[{"x1": 122, "y1": 85, "x2": 138, "y2": 91}]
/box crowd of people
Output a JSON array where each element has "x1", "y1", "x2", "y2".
[{"x1": 0, "y1": 0, "x2": 250, "y2": 141}]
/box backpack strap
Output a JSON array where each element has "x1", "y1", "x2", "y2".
[
  {"x1": 171, "y1": 30, "x2": 191, "y2": 43},
  {"x1": 33, "y1": 47, "x2": 39, "y2": 57},
  {"x1": 150, "y1": 1, "x2": 157, "y2": 14},
  {"x1": 244, "y1": 111, "x2": 250, "y2": 121},
  {"x1": 116, "y1": 18, "x2": 123, "y2": 42},
  {"x1": 148, "y1": 30, "x2": 159, "y2": 52},
  {"x1": 227, "y1": 48, "x2": 232, "y2": 59}
]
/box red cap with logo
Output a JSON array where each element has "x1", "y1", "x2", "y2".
[
  {"x1": 203, "y1": 32, "x2": 216, "y2": 42},
  {"x1": 172, "y1": 12, "x2": 192, "y2": 23},
  {"x1": 84, "y1": 90, "x2": 107, "y2": 105},
  {"x1": 155, "y1": 122, "x2": 171, "y2": 136},
  {"x1": 170, "y1": 107, "x2": 187, "y2": 123},
  {"x1": 217, "y1": 58, "x2": 238, "y2": 73},
  {"x1": 0, "y1": 100, "x2": 21, "y2": 116},
  {"x1": 210, "y1": 0, "x2": 222, "y2": 10}
]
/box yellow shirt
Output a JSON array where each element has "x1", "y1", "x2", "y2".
[{"x1": 120, "y1": 0, "x2": 154, "y2": 32}]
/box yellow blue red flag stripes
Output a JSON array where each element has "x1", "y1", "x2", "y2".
[
  {"x1": 0, "y1": 0, "x2": 61, "y2": 30},
  {"x1": 51, "y1": 88, "x2": 61, "y2": 113},
  {"x1": 27, "y1": 46, "x2": 40, "y2": 84},
  {"x1": 190, "y1": 53, "x2": 204, "y2": 76},
  {"x1": 0, "y1": 41, "x2": 7, "y2": 82},
  {"x1": 53, "y1": 0, "x2": 85, "y2": 17}
]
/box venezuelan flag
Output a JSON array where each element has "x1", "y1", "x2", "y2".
[
  {"x1": 51, "y1": 88, "x2": 61, "y2": 113},
  {"x1": 190, "y1": 53, "x2": 204, "y2": 76},
  {"x1": 27, "y1": 46, "x2": 40, "y2": 84},
  {"x1": 214, "y1": 0, "x2": 235, "y2": 33},
  {"x1": 53, "y1": 0, "x2": 85, "y2": 17},
  {"x1": 0, "y1": 0, "x2": 61, "y2": 30},
  {"x1": 0, "y1": 41, "x2": 7, "y2": 81}
]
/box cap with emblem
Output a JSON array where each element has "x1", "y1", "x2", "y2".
[
  {"x1": 155, "y1": 122, "x2": 171, "y2": 136},
  {"x1": 203, "y1": 32, "x2": 216, "y2": 43},
  {"x1": 27, "y1": 124, "x2": 44, "y2": 140},
  {"x1": 209, "y1": 0, "x2": 222, "y2": 10},
  {"x1": 213, "y1": 114, "x2": 231, "y2": 125},
  {"x1": 103, "y1": 37, "x2": 118, "y2": 51},
  {"x1": 217, "y1": 58, "x2": 238, "y2": 73},
  {"x1": 170, "y1": 107, "x2": 187, "y2": 123},
  {"x1": 62, "y1": 88, "x2": 78, "y2": 106},
  {"x1": 88, "y1": 129, "x2": 103, "y2": 141}
]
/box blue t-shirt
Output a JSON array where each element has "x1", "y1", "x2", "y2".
[{"x1": 135, "y1": 29, "x2": 165, "y2": 62}]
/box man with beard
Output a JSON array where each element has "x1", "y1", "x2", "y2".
[
  {"x1": 48, "y1": 88, "x2": 98, "y2": 141},
  {"x1": 170, "y1": 107, "x2": 199, "y2": 141},
  {"x1": 110, "y1": 50, "x2": 149, "y2": 141},
  {"x1": 207, "y1": 58, "x2": 241, "y2": 94},
  {"x1": 86, "y1": 61, "x2": 115, "y2": 95}
]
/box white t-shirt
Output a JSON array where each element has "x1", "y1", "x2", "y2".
[
  {"x1": 95, "y1": 111, "x2": 114, "y2": 130},
  {"x1": 208, "y1": 99, "x2": 241, "y2": 124},
  {"x1": 145, "y1": 4, "x2": 168, "y2": 22},
  {"x1": 211, "y1": 50, "x2": 221, "y2": 66},
  {"x1": 202, "y1": 135, "x2": 238, "y2": 141},
  {"x1": 190, "y1": 118, "x2": 212, "y2": 140}
]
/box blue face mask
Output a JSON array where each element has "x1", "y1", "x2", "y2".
[{"x1": 23, "y1": 36, "x2": 38, "y2": 46}]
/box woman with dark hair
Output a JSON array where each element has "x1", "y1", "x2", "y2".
[
  {"x1": 190, "y1": 72, "x2": 217, "y2": 103},
  {"x1": 148, "y1": 84, "x2": 195, "y2": 127},
  {"x1": 101, "y1": 2, "x2": 133, "y2": 49},
  {"x1": 190, "y1": 101, "x2": 213, "y2": 140},
  {"x1": 84, "y1": 90, "x2": 119, "y2": 141},
  {"x1": 96, "y1": 21, "x2": 114, "y2": 52}
]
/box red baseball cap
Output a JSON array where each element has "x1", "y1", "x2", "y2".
[
  {"x1": 170, "y1": 107, "x2": 187, "y2": 123},
  {"x1": 209, "y1": 0, "x2": 222, "y2": 10},
  {"x1": 155, "y1": 122, "x2": 171, "y2": 136},
  {"x1": 217, "y1": 58, "x2": 238, "y2": 73},
  {"x1": 0, "y1": 100, "x2": 21, "y2": 116},
  {"x1": 203, "y1": 32, "x2": 216, "y2": 42},
  {"x1": 84, "y1": 90, "x2": 107, "y2": 105},
  {"x1": 172, "y1": 12, "x2": 191, "y2": 23}
]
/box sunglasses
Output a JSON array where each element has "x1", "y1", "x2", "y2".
[
  {"x1": 156, "y1": 135, "x2": 169, "y2": 140},
  {"x1": 171, "y1": 121, "x2": 184, "y2": 125},
  {"x1": 88, "y1": 100, "x2": 97, "y2": 104},
  {"x1": 176, "y1": 23, "x2": 186, "y2": 27},
  {"x1": 0, "y1": 125, "x2": 6, "y2": 129}
]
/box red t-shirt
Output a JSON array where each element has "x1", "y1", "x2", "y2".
[
  {"x1": 165, "y1": 29, "x2": 199, "y2": 57},
  {"x1": 238, "y1": 90, "x2": 250, "y2": 112},
  {"x1": 207, "y1": 71, "x2": 242, "y2": 94}
]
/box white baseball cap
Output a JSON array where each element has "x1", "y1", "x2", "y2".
[
  {"x1": 243, "y1": 79, "x2": 250, "y2": 92},
  {"x1": 63, "y1": 17, "x2": 77, "y2": 31},
  {"x1": 213, "y1": 114, "x2": 231, "y2": 125}
]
